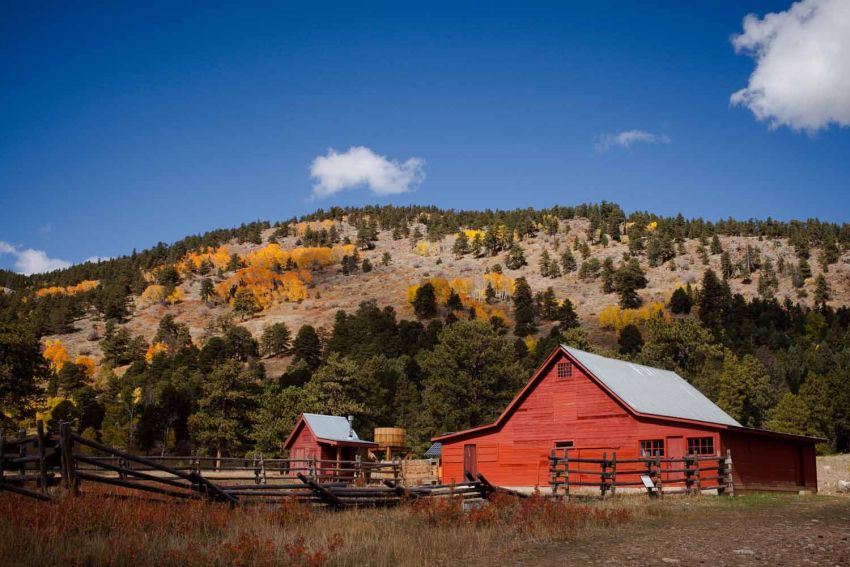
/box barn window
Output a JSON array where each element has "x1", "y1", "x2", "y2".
[
  {"x1": 555, "y1": 440, "x2": 574, "y2": 449},
  {"x1": 556, "y1": 362, "x2": 573, "y2": 378},
  {"x1": 639, "y1": 439, "x2": 664, "y2": 457},
  {"x1": 687, "y1": 437, "x2": 715, "y2": 455}
]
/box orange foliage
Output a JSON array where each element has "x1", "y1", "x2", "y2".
[
  {"x1": 483, "y1": 273, "x2": 514, "y2": 295},
  {"x1": 176, "y1": 246, "x2": 231, "y2": 274},
  {"x1": 35, "y1": 280, "x2": 99, "y2": 298},
  {"x1": 74, "y1": 355, "x2": 96, "y2": 377},
  {"x1": 215, "y1": 266, "x2": 310, "y2": 310},
  {"x1": 166, "y1": 288, "x2": 185, "y2": 305},
  {"x1": 407, "y1": 277, "x2": 509, "y2": 324},
  {"x1": 145, "y1": 342, "x2": 168, "y2": 363},
  {"x1": 292, "y1": 219, "x2": 337, "y2": 236},
  {"x1": 243, "y1": 243, "x2": 354, "y2": 271},
  {"x1": 43, "y1": 339, "x2": 69, "y2": 372},
  {"x1": 138, "y1": 284, "x2": 167, "y2": 307}
]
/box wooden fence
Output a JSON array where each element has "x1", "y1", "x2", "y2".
[
  {"x1": 0, "y1": 422, "x2": 512, "y2": 508},
  {"x1": 0, "y1": 421, "x2": 58, "y2": 501},
  {"x1": 549, "y1": 448, "x2": 734, "y2": 498}
]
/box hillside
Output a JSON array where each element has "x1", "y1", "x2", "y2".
[
  {"x1": 36, "y1": 215, "x2": 850, "y2": 369},
  {"x1": 2, "y1": 203, "x2": 850, "y2": 457}
]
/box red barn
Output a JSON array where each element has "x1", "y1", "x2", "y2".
[
  {"x1": 284, "y1": 413, "x2": 377, "y2": 479},
  {"x1": 433, "y1": 345, "x2": 819, "y2": 494}
]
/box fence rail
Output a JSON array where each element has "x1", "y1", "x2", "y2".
[{"x1": 549, "y1": 448, "x2": 734, "y2": 498}]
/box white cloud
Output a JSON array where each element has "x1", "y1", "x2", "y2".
[
  {"x1": 310, "y1": 146, "x2": 425, "y2": 198},
  {"x1": 0, "y1": 241, "x2": 72, "y2": 275},
  {"x1": 731, "y1": 0, "x2": 850, "y2": 133},
  {"x1": 595, "y1": 130, "x2": 670, "y2": 153}
]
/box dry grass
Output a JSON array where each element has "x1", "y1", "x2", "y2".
[{"x1": 0, "y1": 491, "x2": 652, "y2": 566}]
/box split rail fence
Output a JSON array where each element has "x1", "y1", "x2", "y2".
[
  {"x1": 549, "y1": 448, "x2": 734, "y2": 498},
  {"x1": 1, "y1": 422, "x2": 511, "y2": 508}
]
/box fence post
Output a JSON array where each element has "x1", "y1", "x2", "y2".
[
  {"x1": 600, "y1": 451, "x2": 608, "y2": 497},
  {"x1": 59, "y1": 422, "x2": 78, "y2": 495},
  {"x1": 36, "y1": 420, "x2": 48, "y2": 495},
  {"x1": 684, "y1": 456, "x2": 693, "y2": 494},
  {"x1": 655, "y1": 457, "x2": 663, "y2": 496},
  {"x1": 724, "y1": 449, "x2": 734, "y2": 496},
  {"x1": 610, "y1": 452, "x2": 617, "y2": 496}
]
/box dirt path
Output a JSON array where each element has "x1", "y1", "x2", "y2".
[{"x1": 495, "y1": 497, "x2": 850, "y2": 566}]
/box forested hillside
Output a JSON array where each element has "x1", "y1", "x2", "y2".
[{"x1": 2, "y1": 203, "x2": 849, "y2": 457}]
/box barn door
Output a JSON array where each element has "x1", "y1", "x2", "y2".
[
  {"x1": 666, "y1": 436, "x2": 685, "y2": 485},
  {"x1": 463, "y1": 444, "x2": 478, "y2": 478}
]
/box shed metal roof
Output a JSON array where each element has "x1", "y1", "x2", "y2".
[
  {"x1": 302, "y1": 413, "x2": 372, "y2": 444},
  {"x1": 424, "y1": 442, "x2": 442, "y2": 458},
  {"x1": 563, "y1": 346, "x2": 741, "y2": 427}
]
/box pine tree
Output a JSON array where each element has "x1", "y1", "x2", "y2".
[
  {"x1": 720, "y1": 251, "x2": 734, "y2": 279},
  {"x1": 233, "y1": 288, "x2": 260, "y2": 320},
  {"x1": 446, "y1": 290, "x2": 463, "y2": 311},
  {"x1": 381, "y1": 252, "x2": 392, "y2": 266},
  {"x1": 200, "y1": 278, "x2": 215, "y2": 303},
  {"x1": 819, "y1": 233, "x2": 839, "y2": 272},
  {"x1": 710, "y1": 234, "x2": 722, "y2": 255},
  {"x1": 512, "y1": 277, "x2": 536, "y2": 337},
  {"x1": 618, "y1": 324, "x2": 643, "y2": 355},
  {"x1": 669, "y1": 287, "x2": 692, "y2": 314},
  {"x1": 485, "y1": 281, "x2": 496, "y2": 304},
  {"x1": 798, "y1": 257, "x2": 812, "y2": 280},
  {"x1": 292, "y1": 325, "x2": 322, "y2": 370},
  {"x1": 716, "y1": 351, "x2": 772, "y2": 428},
  {"x1": 613, "y1": 259, "x2": 647, "y2": 309},
  {"x1": 539, "y1": 249, "x2": 552, "y2": 277},
  {"x1": 557, "y1": 298, "x2": 579, "y2": 330},
  {"x1": 698, "y1": 269, "x2": 731, "y2": 338},
  {"x1": 560, "y1": 249, "x2": 577, "y2": 273},
  {"x1": 470, "y1": 233, "x2": 483, "y2": 257},
  {"x1": 505, "y1": 242, "x2": 527, "y2": 270},
  {"x1": 814, "y1": 274, "x2": 830, "y2": 304},
  {"x1": 452, "y1": 232, "x2": 470, "y2": 258},
  {"x1": 600, "y1": 257, "x2": 615, "y2": 294},
  {"x1": 361, "y1": 258, "x2": 372, "y2": 272},
  {"x1": 413, "y1": 283, "x2": 438, "y2": 318},
  {"x1": 540, "y1": 287, "x2": 559, "y2": 320},
  {"x1": 259, "y1": 322, "x2": 292, "y2": 357}
]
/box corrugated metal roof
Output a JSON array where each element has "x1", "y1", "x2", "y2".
[
  {"x1": 303, "y1": 413, "x2": 370, "y2": 443},
  {"x1": 563, "y1": 346, "x2": 741, "y2": 427},
  {"x1": 424, "y1": 442, "x2": 442, "y2": 458}
]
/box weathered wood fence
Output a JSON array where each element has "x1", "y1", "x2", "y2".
[
  {"x1": 1, "y1": 422, "x2": 511, "y2": 508},
  {"x1": 549, "y1": 448, "x2": 734, "y2": 498}
]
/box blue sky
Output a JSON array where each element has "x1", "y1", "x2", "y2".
[{"x1": 1, "y1": 1, "x2": 849, "y2": 273}]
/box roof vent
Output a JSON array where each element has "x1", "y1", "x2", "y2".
[{"x1": 347, "y1": 415, "x2": 354, "y2": 439}]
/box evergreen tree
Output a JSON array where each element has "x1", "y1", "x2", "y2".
[
  {"x1": 618, "y1": 324, "x2": 643, "y2": 355},
  {"x1": 668, "y1": 287, "x2": 693, "y2": 314},
  {"x1": 420, "y1": 320, "x2": 524, "y2": 436},
  {"x1": 560, "y1": 248, "x2": 577, "y2": 273},
  {"x1": 720, "y1": 251, "x2": 734, "y2": 279},
  {"x1": 814, "y1": 274, "x2": 830, "y2": 304},
  {"x1": 0, "y1": 323, "x2": 46, "y2": 430},
  {"x1": 485, "y1": 281, "x2": 497, "y2": 304},
  {"x1": 505, "y1": 242, "x2": 527, "y2": 270},
  {"x1": 512, "y1": 277, "x2": 536, "y2": 337},
  {"x1": 381, "y1": 252, "x2": 392, "y2": 266},
  {"x1": 446, "y1": 290, "x2": 463, "y2": 312},
  {"x1": 259, "y1": 322, "x2": 292, "y2": 357},
  {"x1": 470, "y1": 233, "x2": 483, "y2": 257},
  {"x1": 710, "y1": 234, "x2": 722, "y2": 255},
  {"x1": 413, "y1": 283, "x2": 438, "y2": 318},
  {"x1": 600, "y1": 257, "x2": 615, "y2": 294},
  {"x1": 233, "y1": 288, "x2": 260, "y2": 320},
  {"x1": 557, "y1": 298, "x2": 579, "y2": 330},
  {"x1": 798, "y1": 257, "x2": 812, "y2": 280},
  {"x1": 452, "y1": 232, "x2": 470, "y2": 258},
  {"x1": 613, "y1": 259, "x2": 647, "y2": 309},
  {"x1": 819, "y1": 233, "x2": 839, "y2": 272},
  {"x1": 540, "y1": 287, "x2": 559, "y2": 320},
  {"x1": 539, "y1": 249, "x2": 552, "y2": 277},
  {"x1": 188, "y1": 360, "x2": 261, "y2": 460},
  {"x1": 292, "y1": 325, "x2": 322, "y2": 371},
  {"x1": 697, "y1": 269, "x2": 731, "y2": 338},
  {"x1": 764, "y1": 393, "x2": 812, "y2": 436},
  {"x1": 200, "y1": 278, "x2": 215, "y2": 303},
  {"x1": 361, "y1": 258, "x2": 372, "y2": 272},
  {"x1": 716, "y1": 351, "x2": 772, "y2": 428}
]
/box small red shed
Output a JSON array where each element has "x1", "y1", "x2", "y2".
[
  {"x1": 433, "y1": 345, "x2": 819, "y2": 493},
  {"x1": 284, "y1": 413, "x2": 377, "y2": 480}
]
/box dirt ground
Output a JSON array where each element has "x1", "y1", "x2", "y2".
[{"x1": 495, "y1": 495, "x2": 850, "y2": 566}]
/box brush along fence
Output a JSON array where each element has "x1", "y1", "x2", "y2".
[{"x1": 549, "y1": 448, "x2": 734, "y2": 498}]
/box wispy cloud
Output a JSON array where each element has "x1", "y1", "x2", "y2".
[
  {"x1": 310, "y1": 146, "x2": 425, "y2": 198},
  {"x1": 0, "y1": 241, "x2": 72, "y2": 275},
  {"x1": 730, "y1": 0, "x2": 850, "y2": 133},
  {"x1": 595, "y1": 130, "x2": 670, "y2": 153}
]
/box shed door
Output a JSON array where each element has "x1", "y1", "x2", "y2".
[
  {"x1": 665, "y1": 436, "x2": 686, "y2": 485},
  {"x1": 463, "y1": 444, "x2": 478, "y2": 478}
]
